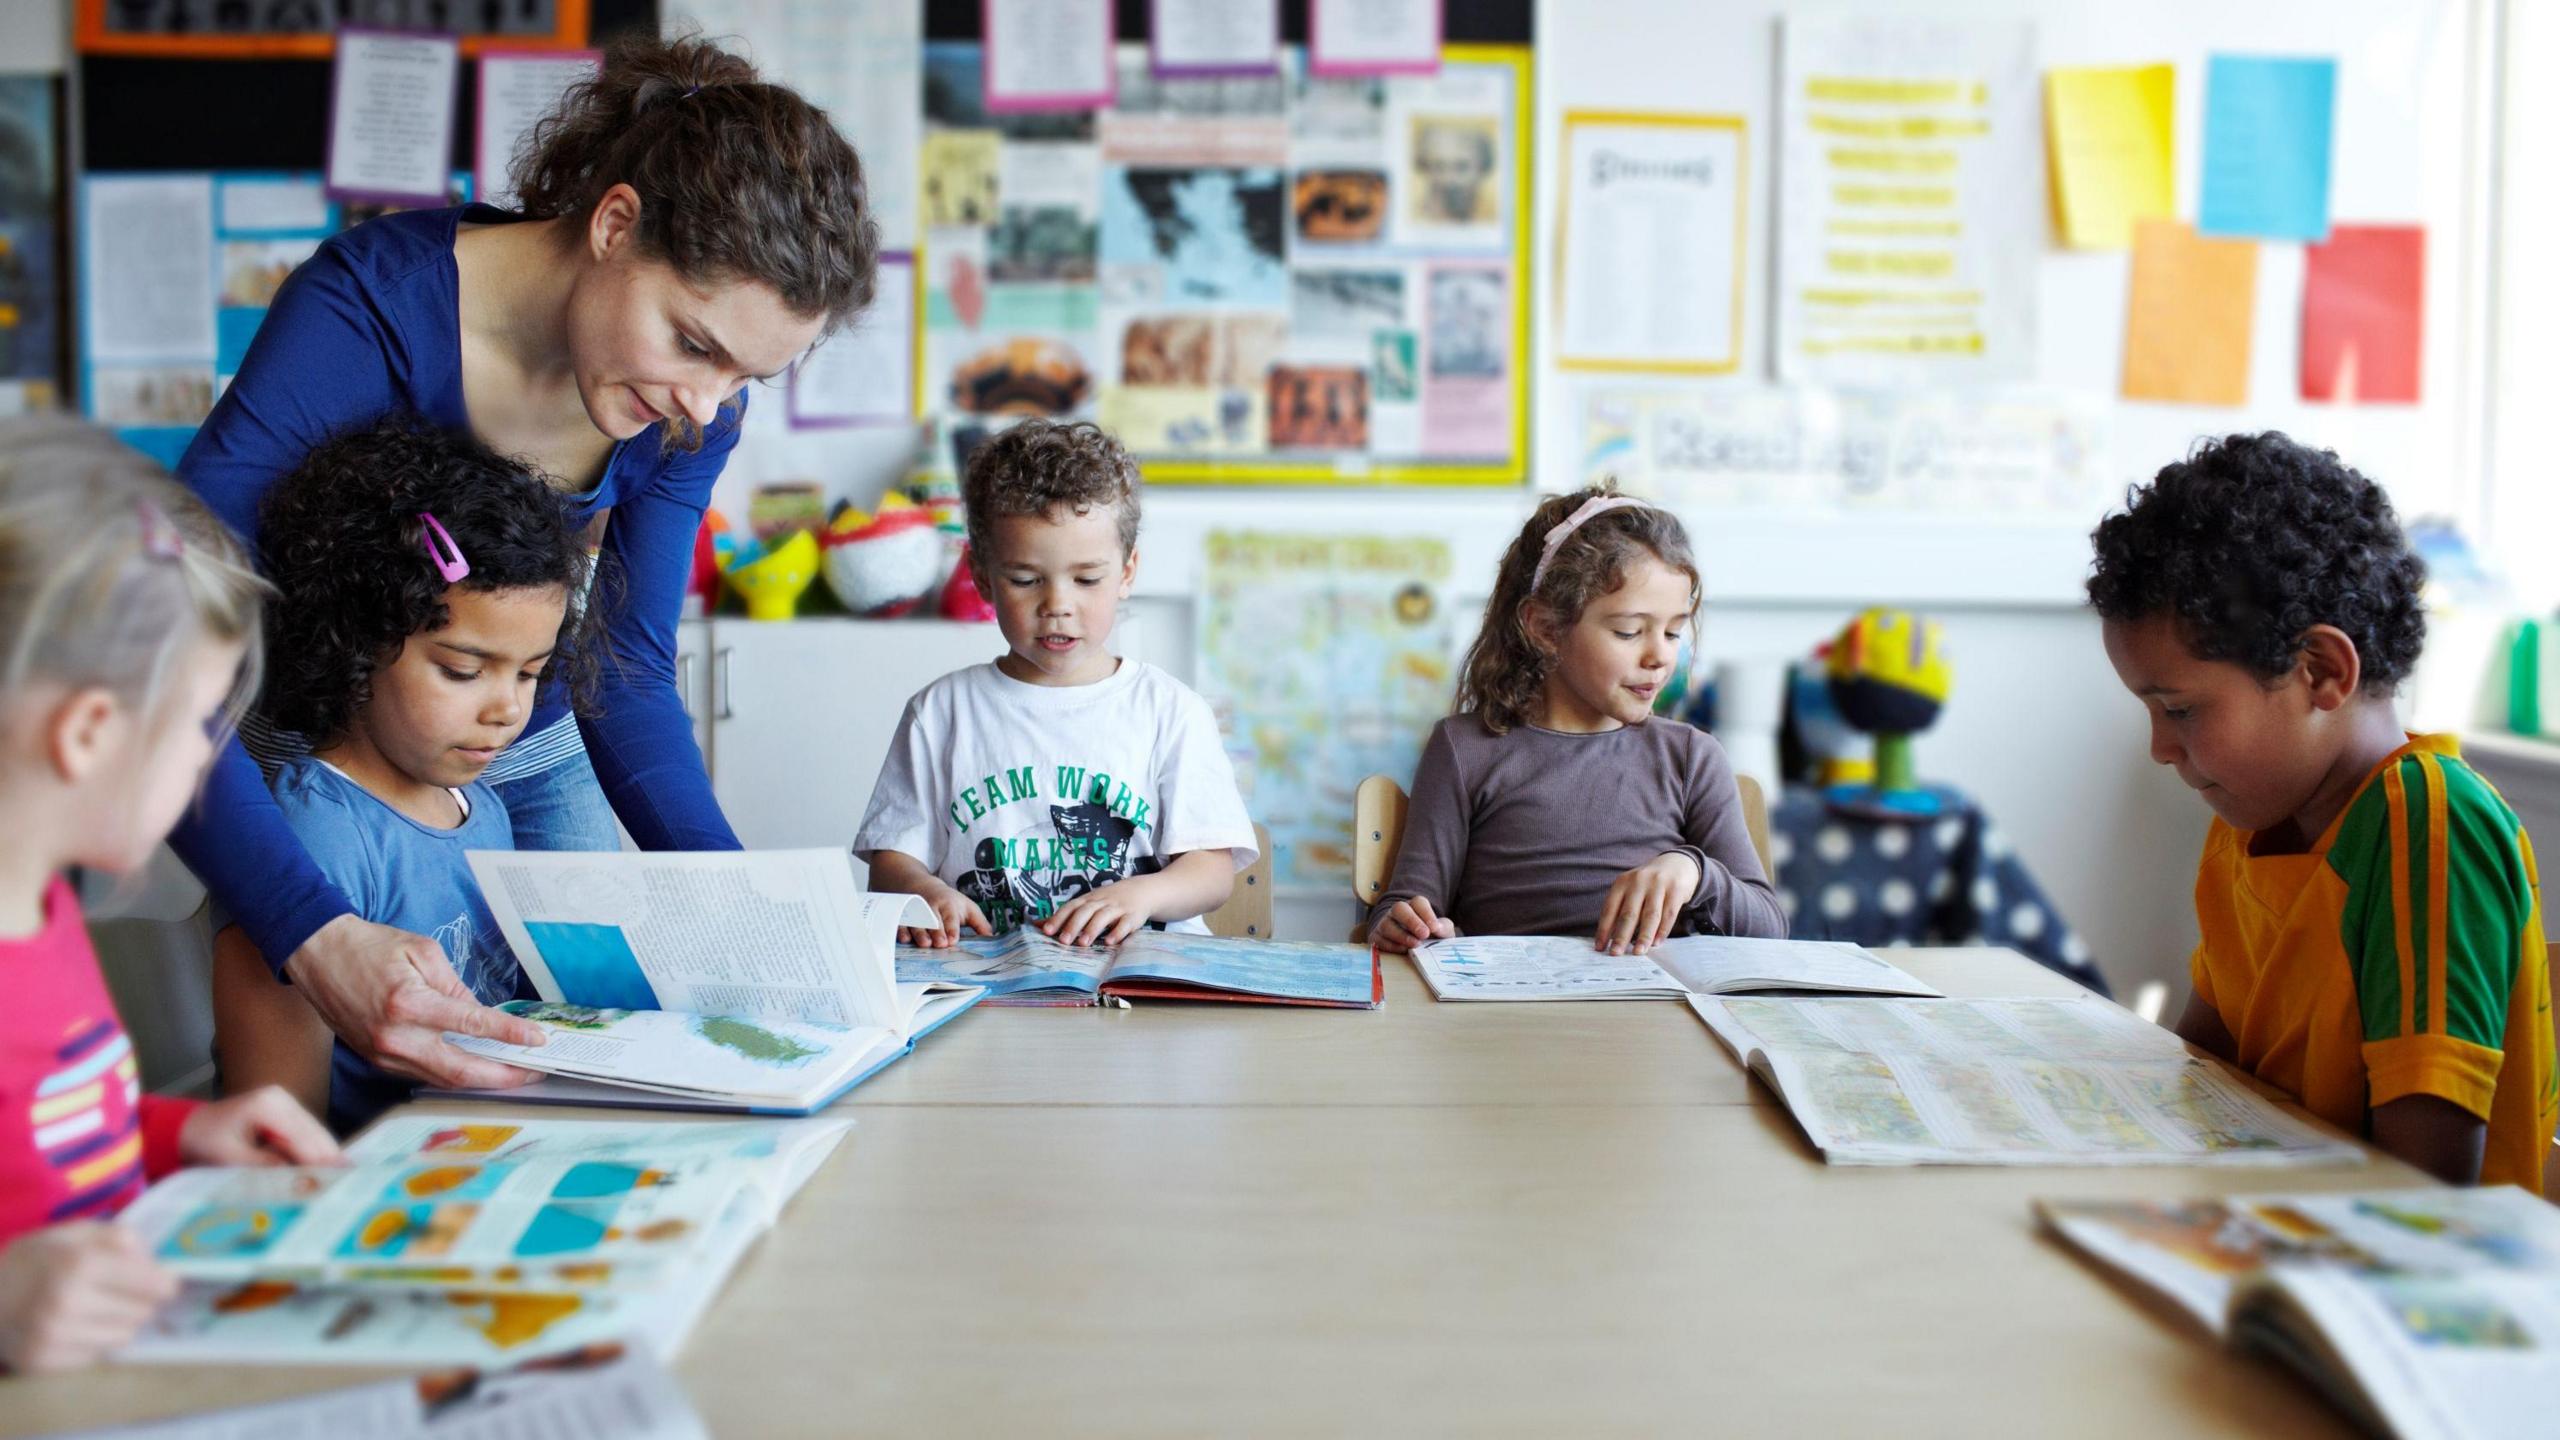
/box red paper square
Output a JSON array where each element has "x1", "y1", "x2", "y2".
[{"x1": 2301, "y1": 224, "x2": 2423, "y2": 403}]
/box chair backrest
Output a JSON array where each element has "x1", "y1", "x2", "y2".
[
  {"x1": 1205, "y1": 823, "x2": 1277, "y2": 939},
  {"x1": 2547, "y1": 942, "x2": 2559, "y2": 1203},
  {"x1": 1736, "y1": 773, "x2": 1774, "y2": 881}
]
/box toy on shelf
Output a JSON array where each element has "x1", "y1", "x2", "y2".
[
  {"x1": 1822, "y1": 607, "x2": 1952, "y2": 818},
  {"x1": 939, "y1": 545, "x2": 998, "y2": 623},
  {"x1": 747, "y1": 481, "x2": 827, "y2": 541},
  {"x1": 715, "y1": 528, "x2": 820, "y2": 621},
  {"x1": 819, "y1": 493, "x2": 944, "y2": 617}
]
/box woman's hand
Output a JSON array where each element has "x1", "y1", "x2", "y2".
[
  {"x1": 1596, "y1": 852, "x2": 1701, "y2": 954},
  {"x1": 281, "y1": 915, "x2": 546, "y2": 1090},
  {"x1": 1372, "y1": 897, "x2": 1457, "y2": 953}
]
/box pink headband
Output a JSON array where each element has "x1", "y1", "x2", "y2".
[{"x1": 1529, "y1": 496, "x2": 1653, "y2": 592}]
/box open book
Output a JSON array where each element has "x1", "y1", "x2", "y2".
[
  {"x1": 896, "y1": 929, "x2": 1382, "y2": 1009},
  {"x1": 121, "y1": 1117, "x2": 845, "y2": 1367},
  {"x1": 1692, "y1": 992, "x2": 2365, "y2": 1167},
  {"x1": 2037, "y1": 1187, "x2": 2560, "y2": 1440},
  {"x1": 443, "y1": 850, "x2": 983, "y2": 1113},
  {"x1": 1407, "y1": 933, "x2": 1941, "y2": 1003}
]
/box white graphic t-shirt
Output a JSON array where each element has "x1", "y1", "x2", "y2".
[{"x1": 854, "y1": 660, "x2": 1258, "y2": 935}]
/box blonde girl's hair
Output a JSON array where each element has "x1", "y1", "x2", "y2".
[
  {"x1": 0, "y1": 417, "x2": 270, "y2": 741},
  {"x1": 1453, "y1": 482, "x2": 1701, "y2": 735}
]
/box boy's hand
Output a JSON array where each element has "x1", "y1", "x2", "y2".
[
  {"x1": 901, "y1": 882, "x2": 993, "y2": 949},
  {"x1": 1372, "y1": 897, "x2": 1457, "y2": 953},
  {"x1": 178, "y1": 1085, "x2": 342, "y2": 1168},
  {"x1": 1597, "y1": 851, "x2": 1701, "y2": 955},
  {"x1": 0, "y1": 1224, "x2": 180, "y2": 1373},
  {"x1": 1042, "y1": 877, "x2": 1156, "y2": 947}
]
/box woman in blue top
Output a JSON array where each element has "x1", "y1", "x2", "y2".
[{"x1": 173, "y1": 34, "x2": 879, "y2": 1092}]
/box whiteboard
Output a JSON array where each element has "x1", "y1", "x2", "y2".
[{"x1": 1532, "y1": 0, "x2": 2486, "y2": 605}]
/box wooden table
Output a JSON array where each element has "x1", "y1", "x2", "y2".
[{"x1": 5, "y1": 950, "x2": 2403, "y2": 1436}]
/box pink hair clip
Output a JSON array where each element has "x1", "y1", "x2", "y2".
[
  {"x1": 135, "y1": 498, "x2": 184, "y2": 561},
  {"x1": 419, "y1": 512, "x2": 470, "y2": 584}
]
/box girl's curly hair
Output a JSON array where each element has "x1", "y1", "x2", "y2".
[
  {"x1": 1456, "y1": 483, "x2": 1701, "y2": 735},
  {"x1": 257, "y1": 418, "x2": 607, "y2": 744},
  {"x1": 2087, "y1": 432, "x2": 2427, "y2": 695}
]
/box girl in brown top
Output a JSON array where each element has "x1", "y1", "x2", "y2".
[{"x1": 1368, "y1": 485, "x2": 1786, "y2": 954}]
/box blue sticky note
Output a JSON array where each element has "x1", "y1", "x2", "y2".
[{"x1": 2199, "y1": 55, "x2": 2336, "y2": 242}]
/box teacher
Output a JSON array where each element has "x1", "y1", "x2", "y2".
[{"x1": 173, "y1": 34, "x2": 880, "y2": 1089}]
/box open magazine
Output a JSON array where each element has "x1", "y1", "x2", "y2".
[
  {"x1": 896, "y1": 930, "x2": 1382, "y2": 1008},
  {"x1": 443, "y1": 850, "x2": 983, "y2": 1112},
  {"x1": 60, "y1": 1343, "x2": 706, "y2": 1440},
  {"x1": 1407, "y1": 933, "x2": 1941, "y2": 1003},
  {"x1": 1691, "y1": 993, "x2": 2365, "y2": 1167},
  {"x1": 121, "y1": 1117, "x2": 845, "y2": 1367},
  {"x1": 2037, "y1": 1187, "x2": 2560, "y2": 1440}
]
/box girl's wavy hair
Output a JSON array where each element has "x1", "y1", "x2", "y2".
[
  {"x1": 1455, "y1": 482, "x2": 1701, "y2": 734},
  {"x1": 0, "y1": 417, "x2": 269, "y2": 741},
  {"x1": 507, "y1": 30, "x2": 883, "y2": 448},
  {"x1": 257, "y1": 418, "x2": 609, "y2": 745}
]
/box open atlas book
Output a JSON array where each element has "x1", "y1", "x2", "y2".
[
  {"x1": 1691, "y1": 992, "x2": 2365, "y2": 1167},
  {"x1": 437, "y1": 850, "x2": 983, "y2": 1113},
  {"x1": 2037, "y1": 1186, "x2": 2560, "y2": 1440},
  {"x1": 119, "y1": 1116, "x2": 846, "y2": 1367},
  {"x1": 1407, "y1": 933, "x2": 1941, "y2": 1003},
  {"x1": 896, "y1": 929, "x2": 1381, "y2": 1008}
]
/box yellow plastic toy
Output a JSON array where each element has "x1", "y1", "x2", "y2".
[
  {"x1": 1823, "y1": 608, "x2": 1953, "y2": 815},
  {"x1": 719, "y1": 528, "x2": 820, "y2": 621}
]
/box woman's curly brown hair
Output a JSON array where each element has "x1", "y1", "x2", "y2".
[
  {"x1": 257, "y1": 418, "x2": 608, "y2": 745},
  {"x1": 962, "y1": 420, "x2": 1143, "y2": 567},
  {"x1": 2087, "y1": 432, "x2": 2427, "y2": 695},
  {"x1": 509, "y1": 31, "x2": 881, "y2": 344},
  {"x1": 1456, "y1": 483, "x2": 1701, "y2": 734}
]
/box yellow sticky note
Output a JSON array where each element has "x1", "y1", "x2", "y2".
[
  {"x1": 2046, "y1": 64, "x2": 2174, "y2": 249},
  {"x1": 2122, "y1": 219, "x2": 2258, "y2": 405}
]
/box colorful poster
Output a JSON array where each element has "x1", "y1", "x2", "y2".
[
  {"x1": 2121, "y1": 219, "x2": 2257, "y2": 405},
  {"x1": 1196, "y1": 532, "x2": 1454, "y2": 891},
  {"x1": 0, "y1": 75, "x2": 60, "y2": 415},
  {"x1": 2198, "y1": 54, "x2": 2336, "y2": 243},
  {"x1": 2044, "y1": 64, "x2": 2174, "y2": 250},
  {"x1": 1776, "y1": 16, "x2": 2040, "y2": 385},
  {"x1": 1556, "y1": 111, "x2": 1745, "y2": 373},
  {"x1": 2301, "y1": 223, "x2": 2423, "y2": 403}
]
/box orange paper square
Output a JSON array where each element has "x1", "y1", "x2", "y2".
[{"x1": 2122, "y1": 219, "x2": 2258, "y2": 405}]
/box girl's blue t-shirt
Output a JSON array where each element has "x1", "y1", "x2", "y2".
[
  {"x1": 171, "y1": 204, "x2": 743, "y2": 968},
  {"x1": 267, "y1": 758, "x2": 532, "y2": 1132}
]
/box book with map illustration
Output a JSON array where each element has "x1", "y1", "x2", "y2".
[
  {"x1": 121, "y1": 1117, "x2": 846, "y2": 1367},
  {"x1": 1407, "y1": 933, "x2": 1942, "y2": 1003},
  {"x1": 442, "y1": 850, "x2": 983, "y2": 1113},
  {"x1": 895, "y1": 929, "x2": 1382, "y2": 1009},
  {"x1": 2036, "y1": 1187, "x2": 2560, "y2": 1440}
]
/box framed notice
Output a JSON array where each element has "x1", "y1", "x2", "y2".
[{"x1": 1556, "y1": 111, "x2": 1745, "y2": 375}]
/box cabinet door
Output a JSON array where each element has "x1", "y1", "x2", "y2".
[{"x1": 707, "y1": 619, "x2": 1005, "y2": 867}]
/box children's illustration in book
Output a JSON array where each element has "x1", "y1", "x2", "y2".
[
  {"x1": 1692, "y1": 992, "x2": 2364, "y2": 1167},
  {"x1": 444, "y1": 1002, "x2": 917, "y2": 1112},
  {"x1": 2037, "y1": 1187, "x2": 2560, "y2": 1440},
  {"x1": 120, "y1": 1118, "x2": 846, "y2": 1367},
  {"x1": 1406, "y1": 933, "x2": 1942, "y2": 1002},
  {"x1": 896, "y1": 928, "x2": 1382, "y2": 1008}
]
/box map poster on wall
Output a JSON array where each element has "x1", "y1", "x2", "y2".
[
  {"x1": 917, "y1": 42, "x2": 1529, "y2": 487},
  {"x1": 1775, "y1": 16, "x2": 2039, "y2": 385},
  {"x1": 1197, "y1": 532, "x2": 1454, "y2": 892}
]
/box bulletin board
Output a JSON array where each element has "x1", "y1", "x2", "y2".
[{"x1": 913, "y1": 40, "x2": 1534, "y2": 488}]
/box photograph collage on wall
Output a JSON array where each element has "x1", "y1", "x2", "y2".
[{"x1": 917, "y1": 42, "x2": 1528, "y2": 486}]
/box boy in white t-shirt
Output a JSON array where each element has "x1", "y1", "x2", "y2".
[{"x1": 855, "y1": 421, "x2": 1257, "y2": 946}]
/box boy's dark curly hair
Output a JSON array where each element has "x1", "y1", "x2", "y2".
[
  {"x1": 2087, "y1": 432, "x2": 2427, "y2": 695},
  {"x1": 258, "y1": 418, "x2": 607, "y2": 743},
  {"x1": 962, "y1": 419, "x2": 1142, "y2": 566}
]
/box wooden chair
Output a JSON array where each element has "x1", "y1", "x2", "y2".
[
  {"x1": 2547, "y1": 942, "x2": 2559, "y2": 1203},
  {"x1": 1205, "y1": 823, "x2": 1277, "y2": 939},
  {"x1": 1346, "y1": 773, "x2": 1775, "y2": 943}
]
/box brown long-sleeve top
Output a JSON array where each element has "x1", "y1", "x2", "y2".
[{"x1": 1366, "y1": 714, "x2": 1788, "y2": 941}]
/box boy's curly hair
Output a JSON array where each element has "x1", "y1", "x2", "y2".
[
  {"x1": 258, "y1": 418, "x2": 608, "y2": 744},
  {"x1": 962, "y1": 420, "x2": 1142, "y2": 566},
  {"x1": 2087, "y1": 432, "x2": 2427, "y2": 695}
]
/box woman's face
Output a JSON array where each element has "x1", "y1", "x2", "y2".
[{"x1": 568, "y1": 185, "x2": 826, "y2": 442}]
